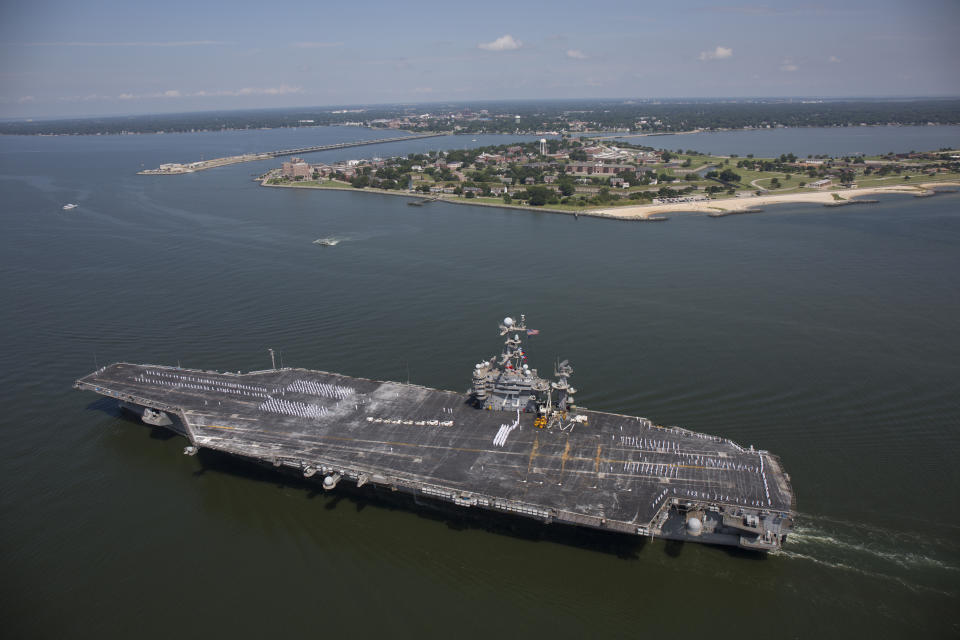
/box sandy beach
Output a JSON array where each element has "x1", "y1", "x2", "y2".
[
  {"x1": 588, "y1": 182, "x2": 960, "y2": 220},
  {"x1": 263, "y1": 176, "x2": 959, "y2": 222}
]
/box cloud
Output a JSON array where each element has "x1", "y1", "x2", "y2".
[
  {"x1": 828, "y1": 55, "x2": 840, "y2": 63},
  {"x1": 698, "y1": 46, "x2": 733, "y2": 61},
  {"x1": 17, "y1": 95, "x2": 35, "y2": 103},
  {"x1": 192, "y1": 85, "x2": 303, "y2": 97},
  {"x1": 57, "y1": 86, "x2": 303, "y2": 102},
  {"x1": 780, "y1": 59, "x2": 798, "y2": 71},
  {"x1": 478, "y1": 35, "x2": 522, "y2": 51},
  {"x1": 25, "y1": 40, "x2": 228, "y2": 47},
  {"x1": 57, "y1": 94, "x2": 109, "y2": 102},
  {"x1": 704, "y1": 5, "x2": 782, "y2": 15},
  {"x1": 292, "y1": 42, "x2": 343, "y2": 48},
  {"x1": 566, "y1": 49, "x2": 587, "y2": 59},
  {"x1": 704, "y1": 5, "x2": 840, "y2": 16}
]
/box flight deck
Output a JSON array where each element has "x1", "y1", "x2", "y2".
[{"x1": 76, "y1": 345, "x2": 794, "y2": 551}]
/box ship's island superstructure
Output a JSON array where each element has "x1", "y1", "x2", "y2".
[{"x1": 75, "y1": 316, "x2": 794, "y2": 551}]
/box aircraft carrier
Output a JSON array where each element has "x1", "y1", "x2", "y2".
[{"x1": 74, "y1": 316, "x2": 795, "y2": 551}]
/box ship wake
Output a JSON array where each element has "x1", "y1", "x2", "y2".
[{"x1": 778, "y1": 512, "x2": 959, "y2": 597}]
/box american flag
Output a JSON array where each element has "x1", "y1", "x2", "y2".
[{"x1": 526, "y1": 329, "x2": 540, "y2": 336}]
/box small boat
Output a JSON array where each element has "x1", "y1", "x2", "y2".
[
  {"x1": 313, "y1": 238, "x2": 340, "y2": 246},
  {"x1": 62, "y1": 203, "x2": 78, "y2": 210}
]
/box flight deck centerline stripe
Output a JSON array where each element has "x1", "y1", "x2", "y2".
[
  {"x1": 198, "y1": 428, "x2": 531, "y2": 457},
  {"x1": 199, "y1": 425, "x2": 725, "y2": 473}
]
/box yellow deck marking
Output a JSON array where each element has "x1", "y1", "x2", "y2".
[
  {"x1": 560, "y1": 440, "x2": 572, "y2": 476},
  {"x1": 199, "y1": 424, "x2": 719, "y2": 472},
  {"x1": 526, "y1": 437, "x2": 540, "y2": 474}
]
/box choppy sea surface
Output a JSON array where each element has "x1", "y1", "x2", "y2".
[{"x1": 1, "y1": 126, "x2": 958, "y2": 638}]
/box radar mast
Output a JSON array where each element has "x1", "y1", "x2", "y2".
[{"x1": 469, "y1": 315, "x2": 579, "y2": 426}]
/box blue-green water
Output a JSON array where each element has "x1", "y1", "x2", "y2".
[
  {"x1": 1, "y1": 127, "x2": 958, "y2": 638},
  {"x1": 611, "y1": 124, "x2": 960, "y2": 157}
]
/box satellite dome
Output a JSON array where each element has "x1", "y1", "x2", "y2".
[
  {"x1": 503, "y1": 317, "x2": 514, "y2": 327},
  {"x1": 686, "y1": 517, "x2": 703, "y2": 535}
]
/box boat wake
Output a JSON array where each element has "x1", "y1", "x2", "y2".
[
  {"x1": 789, "y1": 529, "x2": 957, "y2": 572},
  {"x1": 777, "y1": 512, "x2": 959, "y2": 596},
  {"x1": 313, "y1": 237, "x2": 342, "y2": 246}
]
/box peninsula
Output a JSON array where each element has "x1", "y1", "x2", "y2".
[{"x1": 260, "y1": 137, "x2": 960, "y2": 220}]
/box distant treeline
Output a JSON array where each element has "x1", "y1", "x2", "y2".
[
  {"x1": 498, "y1": 99, "x2": 960, "y2": 133},
  {"x1": 0, "y1": 107, "x2": 402, "y2": 136},
  {"x1": 2, "y1": 98, "x2": 959, "y2": 136}
]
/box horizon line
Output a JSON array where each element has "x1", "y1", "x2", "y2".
[{"x1": 4, "y1": 94, "x2": 960, "y2": 123}]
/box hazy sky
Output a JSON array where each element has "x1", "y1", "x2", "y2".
[{"x1": 1, "y1": 0, "x2": 958, "y2": 118}]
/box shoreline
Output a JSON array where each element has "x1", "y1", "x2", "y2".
[
  {"x1": 588, "y1": 183, "x2": 960, "y2": 220},
  {"x1": 261, "y1": 176, "x2": 960, "y2": 221},
  {"x1": 259, "y1": 178, "x2": 583, "y2": 217},
  {"x1": 5, "y1": 121, "x2": 960, "y2": 138}
]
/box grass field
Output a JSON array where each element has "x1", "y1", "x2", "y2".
[{"x1": 264, "y1": 151, "x2": 960, "y2": 212}]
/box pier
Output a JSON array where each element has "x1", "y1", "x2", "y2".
[
  {"x1": 408, "y1": 196, "x2": 441, "y2": 206},
  {"x1": 138, "y1": 132, "x2": 449, "y2": 175}
]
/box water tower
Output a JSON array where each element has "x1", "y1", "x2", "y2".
[{"x1": 540, "y1": 138, "x2": 547, "y2": 155}]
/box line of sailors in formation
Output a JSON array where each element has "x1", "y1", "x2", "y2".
[
  {"x1": 622, "y1": 457, "x2": 762, "y2": 477},
  {"x1": 617, "y1": 437, "x2": 762, "y2": 475},
  {"x1": 759, "y1": 455, "x2": 772, "y2": 506},
  {"x1": 140, "y1": 370, "x2": 269, "y2": 393},
  {"x1": 643, "y1": 486, "x2": 777, "y2": 509},
  {"x1": 366, "y1": 417, "x2": 454, "y2": 427},
  {"x1": 285, "y1": 379, "x2": 354, "y2": 400},
  {"x1": 668, "y1": 486, "x2": 773, "y2": 508},
  {"x1": 624, "y1": 460, "x2": 681, "y2": 479},
  {"x1": 136, "y1": 373, "x2": 269, "y2": 398},
  {"x1": 651, "y1": 487, "x2": 669, "y2": 508},
  {"x1": 259, "y1": 396, "x2": 330, "y2": 419},
  {"x1": 620, "y1": 419, "x2": 730, "y2": 447},
  {"x1": 620, "y1": 432, "x2": 729, "y2": 451}
]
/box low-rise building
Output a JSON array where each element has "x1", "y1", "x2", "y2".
[
  {"x1": 281, "y1": 157, "x2": 312, "y2": 179},
  {"x1": 566, "y1": 163, "x2": 635, "y2": 176}
]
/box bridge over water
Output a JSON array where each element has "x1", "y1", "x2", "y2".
[
  {"x1": 138, "y1": 132, "x2": 449, "y2": 174},
  {"x1": 263, "y1": 132, "x2": 448, "y2": 157}
]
